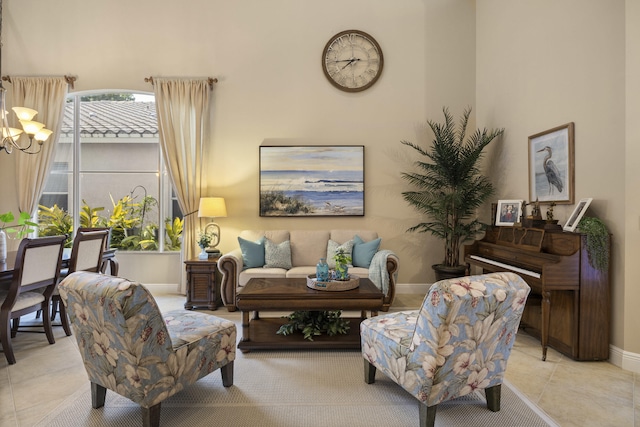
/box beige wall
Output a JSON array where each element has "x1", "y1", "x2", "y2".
[
  {"x1": 626, "y1": 0, "x2": 640, "y2": 357},
  {"x1": 476, "y1": 1, "x2": 630, "y2": 353},
  {"x1": 0, "y1": 0, "x2": 476, "y2": 285}
]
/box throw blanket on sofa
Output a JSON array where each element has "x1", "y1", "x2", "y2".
[{"x1": 369, "y1": 250, "x2": 396, "y2": 295}]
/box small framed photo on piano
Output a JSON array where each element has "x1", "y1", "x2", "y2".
[
  {"x1": 496, "y1": 199, "x2": 524, "y2": 226},
  {"x1": 563, "y1": 198, "x2": 592, "y2": 232}
]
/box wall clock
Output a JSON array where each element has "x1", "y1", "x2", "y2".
[{"x1": 322, "y1": 30, "x2": 384, "y2": 92}]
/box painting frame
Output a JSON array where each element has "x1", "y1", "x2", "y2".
[
  {"x1": 528, "y1": 122, "x2": 575, "y2": 205},
  {"x1": 563, "y1": 197, "x2": 592, "y2": 232},
  {"x1": 259, "y1": 145, "x2": 365, "y2": 217},
  {"x1": 495, "y1": 199, "x2": 523, "y2": 226}
]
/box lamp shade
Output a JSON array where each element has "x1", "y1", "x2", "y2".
[
  {"x1": 198, "y1": 197, "x2": 227, "y2": 218},
  {"x1": 19, "y1": 120, "x2": 45, "y2": 135},
  {"x1": 34, "y1": 128, "x2": 53, "y2": 142},
  {"x1": 12, "y1": 107, "x2": 38, "y2": 121}
]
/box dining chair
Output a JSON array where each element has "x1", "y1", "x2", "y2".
[
  {"x1": 0, "y1": 235, "x2": 66, "y2": 365},
  {"x1": 51, "y1": 229, "x2": 109, "y2": 336},
  {"x1": 76, "y1": 227, "x2": 118, "y2": 275}
]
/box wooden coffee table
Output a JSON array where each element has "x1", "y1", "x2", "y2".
[{"x1": 236, "y1": 277, "x2": 384, "y2": 352}]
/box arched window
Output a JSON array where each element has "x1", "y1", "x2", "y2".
[{"x1": 38, "y1": 91, "x2": 182, "y2": 251}]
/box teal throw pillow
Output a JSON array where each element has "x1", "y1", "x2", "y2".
[
  {"x1": 352, "y1": 235, "x2": 381, "y2": 268},
  {"x1": 264, "y1": 238, "x2": 292, "y2": 269},
  {"x1": 326, "y1": 239, "x2": 354, "y2": 269},
  {"x1": 238, "y1": 236, "x2": 266, "y2": 268}
]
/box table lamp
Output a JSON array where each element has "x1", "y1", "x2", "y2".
[{"x1": 198, "y1": 197, "x2": 227, "y2": 255}]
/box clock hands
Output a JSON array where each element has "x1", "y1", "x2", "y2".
[{"x1": 338, "y1": 58, "x2": 361, "y2": 70}]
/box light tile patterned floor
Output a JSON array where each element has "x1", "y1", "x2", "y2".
[{"x1": 0, "y1": 292, "x2": 636, "y2": 426}]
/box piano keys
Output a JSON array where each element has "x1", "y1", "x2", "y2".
[{"x1": 465, "y1": 226, "x2": 610, "y2": 361}]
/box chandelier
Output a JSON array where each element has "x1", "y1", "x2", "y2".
[{"x1": 0, "y1": 0, "x2": 52, "y2": 154}]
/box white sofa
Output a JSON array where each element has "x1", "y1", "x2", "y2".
[{"x1": 217, "y1": 230, "x2": 399, "y2": 312}]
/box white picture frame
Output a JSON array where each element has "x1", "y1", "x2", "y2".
[
  {"x1": 495, "y1": 199, "x2": 523, "y2": 226},
  {"x1": 563, "y1": 198, "x2": 592, "y2": 232}
]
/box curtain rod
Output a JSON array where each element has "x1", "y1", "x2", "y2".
[
  {"x1": 1, "y1": 75, "x2": 77, "y2": 89},
  {"x1": 144, "y1": 76, "x2": 218, "y2": 90}
]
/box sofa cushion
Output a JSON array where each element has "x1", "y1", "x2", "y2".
[
  {"x1": 264, "y1": 238, "x2": 292, "y2": 269},
  {"x1": 290, "y1": 230, "x2": 330, "y2": 267},
  {"x1": 352, "y1": 235, "x2": 382, "y2": 268},
  {"x1": 238, "y1": 236, "x2": 266, "y2": 268},
  {"x1": 239, "y1": 268, "x2": 287, "y2": 287},
  {"x1": 326, "y1": 239, "x2": 354, "y2": 268},
  {"x1": 286, "y1": 266, "x2": 316, "y2": 278},
  {"x1": 347, "y1": 266, "x2": 369, "y2": 279}
]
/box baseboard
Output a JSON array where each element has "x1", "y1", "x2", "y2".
[
  {"x1": 609, "y1": 344, "x2": 640, "y2": 373},
  {"x1": 144, "y1": 283, "x2": 182, "y2": 293}
]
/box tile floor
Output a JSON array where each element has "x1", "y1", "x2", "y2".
[{"x1": 0, "y1": 292, "x2": 637, "y2": 427}]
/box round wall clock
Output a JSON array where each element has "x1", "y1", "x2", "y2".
[{"x1": 322, "y1": 30, "x2": 384, "y2": 92}]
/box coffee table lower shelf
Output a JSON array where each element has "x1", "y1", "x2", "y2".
[{"x1": 238, "y1": 317, "x2": 364, "y2": 352}]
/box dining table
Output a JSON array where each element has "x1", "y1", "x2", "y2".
[{"x1": 0, "y1": 247, "x2": 119, "y2": 283}]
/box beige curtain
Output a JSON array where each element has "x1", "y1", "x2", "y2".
[
  {"x1": 10, "y1": 77, "x2": 69, "y2": 216},
  {"x1": 153, "y1": 78, "x2": 211, "y2": 293}
]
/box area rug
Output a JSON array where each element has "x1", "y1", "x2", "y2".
[{"x1": 35, "y1": 350, "x2": 558, "y2": 427}]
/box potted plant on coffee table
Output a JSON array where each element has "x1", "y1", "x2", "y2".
[{"x1": 401, "y1": 107, "x2": 504, "y2": 281}]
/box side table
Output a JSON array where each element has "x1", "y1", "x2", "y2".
[{"x1": 184, "y1": 256, "x2": 221, "y2": 310}]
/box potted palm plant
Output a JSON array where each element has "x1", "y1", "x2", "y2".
[{"x1": 401, "y1": 107, "x2": 504, "y2": 281}]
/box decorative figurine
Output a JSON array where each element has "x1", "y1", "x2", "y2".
[{"x1": 546, "y1": 202, "x2": 556, "y2": 221}]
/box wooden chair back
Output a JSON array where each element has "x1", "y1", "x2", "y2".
[
  {"x1": 68, "y1": 230, "x2": 110, "y2": 274},
  {"x1": 10, "y1": 235, "x2": 66, "y2": 297}
]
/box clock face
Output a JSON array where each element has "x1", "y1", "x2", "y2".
[{"x1": 322, "y1": 30, "x2": 384, "y2": 92}]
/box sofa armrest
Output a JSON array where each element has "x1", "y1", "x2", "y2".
[
  {"x1": 369, "y1": 250, "x2": 399, "y2": 312},
  {"x1": 383, "y1": 253, "x2": 399, "y2": 312},
  {"x1": 217, "y1": 249, "x2": 243, "y2": 312}
]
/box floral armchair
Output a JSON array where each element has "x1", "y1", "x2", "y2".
[
  {"x1": 58, "y1": 271, "x2": 236, "y2": 427},
  {"x1": 361, "y1": 272, "x2": 530, "y2": 427}
]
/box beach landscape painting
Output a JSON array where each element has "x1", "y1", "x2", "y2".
[{"x1": 260, "y1": 145, "x2": 364, "y2": 216}]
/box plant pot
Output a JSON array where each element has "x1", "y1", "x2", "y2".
[{"x1": 432, "y1": 264, "x2": 467, "y2": 282}]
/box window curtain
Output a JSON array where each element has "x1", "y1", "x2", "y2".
[
  {"x1": 153, "y1": 78, "x2": 211, "y2": 293},
  {"x1": 10, "y1": 77, "x2": 69, "y2": 216}
]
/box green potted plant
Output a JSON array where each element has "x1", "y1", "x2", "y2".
[
  {"x1": 0, "y1": 211, "x2": 38, "y2": 262},
  {"x1": 276, "y1": 310, "x2": 350, "y2": 341},
  {"x1": 576, "y1": 216, "x2": 610, "y2": 272},
  {"x1": 197, "y1": 231, "x2": 212, "y2": 260},
  {"x1": 401, "y1": 107, "x2": 504, "y2": 281},
  {"x1": 333, "y1": 248, "x2": 352, "y2": 280}
]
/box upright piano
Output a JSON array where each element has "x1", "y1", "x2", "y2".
[{"x1": 464, "y1": 226, "x2": 610, "y2": 361}]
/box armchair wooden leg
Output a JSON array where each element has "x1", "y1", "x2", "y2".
[
  {"x1": 142, "y1": 403, "x2": 161, "y2": 427},
  {"x1": 91, "y1": 382, "x2": 107, "y2": 408},
  {"x1": 221, "y1": 361, "x2": 234, "y2": 387},
  {"x1": 364, "y1": 359, "x2": 376, "y2": 384},
  {"x1": 419, "y1": 402, "x2": 437, "y2": 427},
  {"x1": 485, "y1": 384, "x2": 501, "y2": 412}
]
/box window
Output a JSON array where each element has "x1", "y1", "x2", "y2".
[{"x1": 38, "y1": 91, "x2": 183, "y2": 251}]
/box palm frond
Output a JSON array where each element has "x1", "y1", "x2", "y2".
[{"x1": 400, "y1": 106, "x2": 504, "y2": 267}]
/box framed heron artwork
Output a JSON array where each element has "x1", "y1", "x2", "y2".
[
  {"x1": 528, "y1": 122, "x2": 575, "y2": 204},
  {"x1": 259, "y1": 145, "x2": 365, "y2": 217}
]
